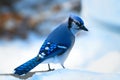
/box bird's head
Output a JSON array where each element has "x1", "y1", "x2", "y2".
[{"x1": 68, "y1": 14, "x2": 88, "y2": 35}]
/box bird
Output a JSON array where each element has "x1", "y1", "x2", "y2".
[{"x1": 14, "y1": 14, "x2": 88, "y2": 75}]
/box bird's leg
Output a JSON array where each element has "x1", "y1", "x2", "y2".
[
  {"x1": 61, "y1": 64, "x2": 65, "y2": 69},
  {"x1": 47, "y1": 64, "x2": 55, "y2": 71}
]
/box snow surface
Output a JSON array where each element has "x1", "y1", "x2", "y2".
[
  {"x1": 28, "y1": 69, "x2": 120, "y2": 80},
  {"x1": 0, "y1": 69, "x2": 120, "y2": 80}
]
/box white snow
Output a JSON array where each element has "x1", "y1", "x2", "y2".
[
  {"x1": 0, "y1": 69, "x2": 120, "y2": 80},
  {"x1": 29, "y1": 69, "x2": 120, "y2": 80}
]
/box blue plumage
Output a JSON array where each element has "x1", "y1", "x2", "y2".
[
  {"x1": 14, "y1": 14, "x2": 88, "y2": 75},
  {"x1": 14, "y1": 57, "x2": 43, "y2": 75},
  {"x1": 70, "y1": 14, "x2": 84, "y2": 25}
]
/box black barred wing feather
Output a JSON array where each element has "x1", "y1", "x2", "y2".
[{"x1": 37, "y1": 41, "x2": 68, "y2": 60}]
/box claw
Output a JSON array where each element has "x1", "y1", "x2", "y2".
[{"x1": 48, "y1": 64, "x2": 55, "y2": 71}]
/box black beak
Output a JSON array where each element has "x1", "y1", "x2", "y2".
[{"x1": 82, "y1": 26, "x2": 88, "y2": 31}]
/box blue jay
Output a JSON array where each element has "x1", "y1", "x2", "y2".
[{"x1": 14, "y1": 14, "x2": 88, "y2": 75}]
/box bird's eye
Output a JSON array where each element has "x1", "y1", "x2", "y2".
[{"x1": 73, "y1": 21, "x2": 81, "y2": 29}]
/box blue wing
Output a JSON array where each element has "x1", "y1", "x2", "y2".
[{"x1": 37, "y1": 41, "x2": 68, "y2": 61}]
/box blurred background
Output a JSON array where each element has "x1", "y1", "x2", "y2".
[{"x1": 0, "y1": 0, "x2": 120, "y2": 74}]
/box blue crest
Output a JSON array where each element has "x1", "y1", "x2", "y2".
[{"x1": 70, "y1": 14, "x2": 84, "y2": 25}]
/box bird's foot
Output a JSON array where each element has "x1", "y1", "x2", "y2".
[
  {"x1": 47, "y1": 68, "x2": 55, "y2": 71},
  {"x1": 40, "y1": 69, "x2": 55, "y2": 72},
  {"x1": 47, "y1": 63, "x2": 55, "y2": 71}
]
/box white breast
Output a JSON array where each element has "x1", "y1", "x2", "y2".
[{"x1": 41, "y1": 48, "x2": 71, "y2": 65}]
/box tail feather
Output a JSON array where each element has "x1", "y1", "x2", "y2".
[{"x1": 14, "y1": 57, "x2": 43, "y2": 75}]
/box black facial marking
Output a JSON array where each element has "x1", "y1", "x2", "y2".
[
  {"x1": 68, "y1": 17, "x2": 73, "y2": 29},
  {"x1": 74, "y1": 20, "x2": 83, "y2": 28},
  {"x1": 68, "y1": 17, "x2": 84, "y2": 30}
]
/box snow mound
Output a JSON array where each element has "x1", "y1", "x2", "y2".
[
  {"x1": 1, "y1": 69, "x2": 120, "y2": 80},
  {"x1": 28, "y1": 69, "x2": 120, "y2": 80}
]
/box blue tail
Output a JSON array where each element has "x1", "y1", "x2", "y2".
[{"x1": 14, "y1": 56, "x2": 43, "y2": 75}]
